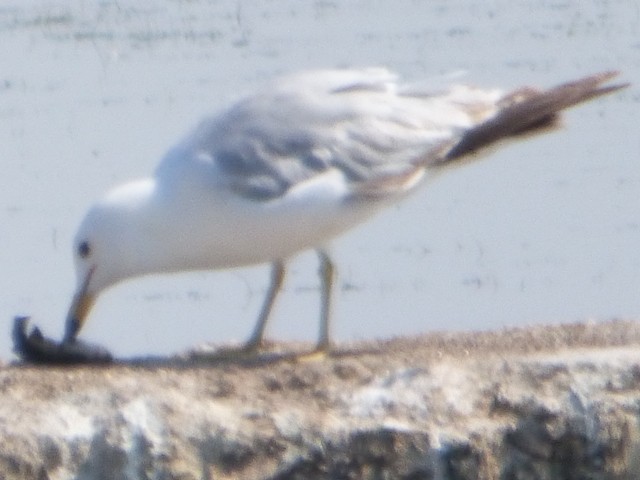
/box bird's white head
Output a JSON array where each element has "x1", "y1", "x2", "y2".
[{"x1": 64, "y1": 178, "x2": 157, "y2": 342}]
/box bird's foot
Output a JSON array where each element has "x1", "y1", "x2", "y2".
[{"x1": 295, "y1": 342, "x2": 331, "y2": 362}]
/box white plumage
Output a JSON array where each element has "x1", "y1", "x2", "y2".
[{"x1": 63, "y1": 68, "x2": 626, "y2": 353}]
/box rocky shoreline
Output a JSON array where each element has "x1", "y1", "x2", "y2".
[{"x1": 2, "y1": 319, "x2": 640, "y2": 479}]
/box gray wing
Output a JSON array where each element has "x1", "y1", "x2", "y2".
[{"x1": 160, "y1": 68, "x2": 500, "y2": 201}]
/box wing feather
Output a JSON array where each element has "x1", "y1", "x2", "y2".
[{"x1": 157, "y1": 68, "x2": 498, "y2": 201}]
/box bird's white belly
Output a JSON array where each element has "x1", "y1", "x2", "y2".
[{"x1": 165, "y1": 169, "x2": 392, "y2": 270}]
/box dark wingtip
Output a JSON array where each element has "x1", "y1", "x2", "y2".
[
  {"x1": 566, "y1": 70, "x2": 629, "y2": 101},
  {"x1": 442, "y1": 70, "x2": 628, "y2": 162}
]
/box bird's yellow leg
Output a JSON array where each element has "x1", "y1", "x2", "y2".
[
  {"x1": 190, "y1": 261, "x2": 286, "y2": 361},
  {"x1": 243, "y1": 260, "x2": 286, "y2": 352},
  {"x1": 296, "y1": 250, "x2": 335, "y2": 361}
]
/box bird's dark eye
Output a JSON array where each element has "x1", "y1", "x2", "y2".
[{"x1": 78, "y1": 240, "x2": 91, "y2": 259}]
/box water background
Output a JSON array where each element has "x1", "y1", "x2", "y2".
[{"x1": 1, "y1": 0, "x2": 638, "y2": 359}]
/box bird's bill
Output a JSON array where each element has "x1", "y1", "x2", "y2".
[{"x1": 64, "y1": 267, "x2": 96, "y2": 343}]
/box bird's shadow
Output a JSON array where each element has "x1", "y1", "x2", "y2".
[
  {"x1": 11, "y1": 316, "x2": 383, "y2": 370},
  {"x1": 114, "y1": 342, "x2": 384, "y2": 370}
]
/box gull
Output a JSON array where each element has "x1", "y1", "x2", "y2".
[{"x1": 63, "y1": 68, "x2": 626, "y2": 354}]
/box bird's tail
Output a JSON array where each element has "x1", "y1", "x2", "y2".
[{"x1": 435, "y1": 71, "x2": 628, "y2": 165}]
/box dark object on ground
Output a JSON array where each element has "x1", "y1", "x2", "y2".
[{"x1": 12, "y1": 316, "x2": 112, "y2": 365}]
